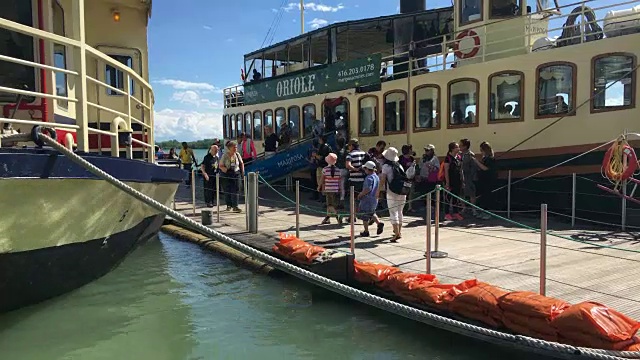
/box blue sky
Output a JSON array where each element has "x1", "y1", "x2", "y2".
[{"x1": 148, "y1": 0, "x2": 436, "y2": 141}]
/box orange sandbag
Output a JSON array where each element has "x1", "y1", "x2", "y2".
[
  {"x1": 451, "y1": 306, "x2": 502, "y2": 328},
  {"x1": 502, "y1": 313, "x2": 558, "y2": 342},
  {"x1": 353, "y1": 260, "x2": 402, "y2": 285},
  {"x1": 552, "y1": 302, "x2": 640, "y2": 343},
  {"x1": 624, "y1": 342, "x2": 640, "y2": 352},
  {"x1": 498, "y1": 291, "x2": 570, "y2": 320},
  {"x1": 441, "y1": 279, "x2": 481, "y2": 302},
  {"x1": 380, "y1": 273, "x2": 438, "y2": 302},
  {"x1": 272, "y1": 234, "x2": 310, "y2": 257},
  {"x1": 449, "y1": 282, "x2": 508, "y2": 328},
  {"x1": 289, "y1": 244, "x2": 326, "y2": 264},
  {"x1": 559, "y1": 333, "x2": 637, "y2": 351},
  {"x1": 504, "y1": 311, "x2": 556, "y2": 336},
  {"x1": 412, "y1": 284, "x2": 455, "y2": 310}
]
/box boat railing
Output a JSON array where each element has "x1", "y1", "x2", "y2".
[
  {"x1": 223, "y1": 0, "x2": 640, "y2": 107},
  {"x1": 0, "y1": 14, "x2": 155, "y2": 162}
]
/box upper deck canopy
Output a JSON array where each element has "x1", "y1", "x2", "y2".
[{"x1": 244, "y1": 7, "x2": 454, "y2": 65}]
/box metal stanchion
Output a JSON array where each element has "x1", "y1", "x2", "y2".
[
  {"x1": 295, "y1": 180, "x2": 300, "y2": 238},
  {"x1": 248, "y1": 172, "x2": 257, "y2": 233},
  {"x1": 540, "y1": 203, "x2": 548, "y2": 296},
  {"x1": 571, "y1": 173, "x2": 576, "y2": 227},
  {"x1": 507, "y1": 170, "x2": 512, "y2": 219},
  {"x1": 216, "y1": 173, "x2": 220, "y2": 223},
  {"x1": 350, "y1": 186, "x2": 355, "y2": 255},
  {"x1": 191, "y1": 169, "x2": 196, "y2": 216},
  {"x1": 431, "y1": 185, "x2": 447, "y2": 258},
  {"x1": 255, "y1": 172, "x2": 259, "y2": 231},
  {"x1": 425, "y1": 192, "x2": 432, "y2": 274},
  {"x1": 244, "y1": 175, "x2": 248, "y2": 230},
  {"x1": 622, "y1": 180, "x2": 627, "y2": 231}
]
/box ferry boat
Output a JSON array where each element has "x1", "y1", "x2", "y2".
[
  {"x1": 222, "y1": 0, "x2": 640, "y2": 225},
  {"x1": 0, "y1": 0, "x2": 184, "y2": 312}
]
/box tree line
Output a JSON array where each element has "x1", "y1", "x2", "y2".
[{"x1": 156, "y1": 139, "x2": 219, "y2": 150}]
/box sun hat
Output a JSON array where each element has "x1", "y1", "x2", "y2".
[
  {"x1": 325, "y1": 153, "x2": 337, "y2": 165},
  {"x1": 383, "y1": 147, "x2": 399, "y2": 162},
  {"x1": 363, "y1": 161, "x2": 377, "y2": 170}
]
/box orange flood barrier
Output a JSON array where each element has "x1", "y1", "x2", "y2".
[
  {"x1": 272, "y1": 233, "x2": 326, "y2": 264},
  {"x1": 381, "y1": 273, "x2": 439, "y2": 302},
  {"x1": 353, "y1": 261, "x2": 402, "y2": 285},
  {"x1": 498, "y1": 291, "x2": 571, "y2": 342},
  {"x1": 448, "y1": 281, "x2": 508, "y2": 328}
]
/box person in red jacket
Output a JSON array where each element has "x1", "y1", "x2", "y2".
[{"x1": 240, "y1": 132, "x2": 257, "y2": 165}]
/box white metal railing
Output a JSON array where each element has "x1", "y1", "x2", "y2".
[
  {"x1": 223, "y1": 0, "x2": 640, "y2": 107},
  {"x1": 0, "y1": 13, "x2": 156, "y2": 162}
]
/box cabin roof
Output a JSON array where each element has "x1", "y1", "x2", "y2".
[{"x1": 244, "y1": 6, "x2": 454, "y2": 62}]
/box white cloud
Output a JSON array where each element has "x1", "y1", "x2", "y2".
[
  {"x1": 283, "y1": 2, "x2": 345, "y2": 12},
  {"x1": 308, "y1": 18, "x2": 329, "y2": 29},
  {"x1": 202, "y1": 25, "x2": 212, "y2": 30},
  {"x1": 170, "y1": 90, "x2": 221, "y2": 109},
  {"x1": 156, "y1": 79, "x2": 217, "y2": 92},
  {"x1": 154, "y1": 108, "x2": 223, "y2": 142}
]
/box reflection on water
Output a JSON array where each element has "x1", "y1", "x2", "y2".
[{"x1": 0, "y1": 233, "x2": 546, "y2": 360}]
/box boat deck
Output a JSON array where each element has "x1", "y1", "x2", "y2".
[{"x1": 171, "y1": 182, "x2": 640, "y2": 320}]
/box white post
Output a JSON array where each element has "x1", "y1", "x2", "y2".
[
  {"x1": 540, "y1": 203, "x2": 548, "y2": 296},
  {"x1": 507, "y1": 170, "x2": 512, "y2": 219},
  {"x1": 622, "y1": 180, "x2": 627, "y2": 230},
  {"x1": 244, "y1": 175, "x2": 248, "y2": 230},
  {"x1": 571, "y1": 173, "x2": 576, "y2": 227},
  {"x1": 426, "y1": 192, "x2": 432, "y2": 274},
  {"x1": 350, "y1": 186, "x2": 355, "y2": 255},
  {"x1": 191, "y1": 170, "x2": 196, "y2": 216},
  {"x1": 432, "y1": 185, "x2": 448, "y2": 258},
  {"x1": 295, "y1": 180, "x2": 300, "y2": 238},
  {"x1": 216, "y1": 173, "x2": 220, "y2": 223},
  {"x1": 71, "y1": 0, "x2": 89, "y2": 153}
]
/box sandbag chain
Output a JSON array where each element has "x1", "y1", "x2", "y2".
[{"x1": 36, "y1": 132, "x2": 640, "y2": 360}]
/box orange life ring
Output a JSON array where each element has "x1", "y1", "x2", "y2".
[
  {"x1": 602, "y1": 144, "x2": 638, "y2": 182},
  {"x1": 453, "y1": 30, "x2": 480, "y2": 59}
]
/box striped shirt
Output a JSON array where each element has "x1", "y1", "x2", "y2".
[
  {"x1": 347, "y1": 150, "x2": 366, "y2": 183},
  {"x1": 322, "y1": 166, "x2": 341, "y2": 193}
]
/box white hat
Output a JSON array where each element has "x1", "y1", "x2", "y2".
[
  {"x1": 383, "y1": 147, "x2": 399, "y2": 162},
  {"x1": 362, "y1": 161, "x2": 377, "y2": 170}
]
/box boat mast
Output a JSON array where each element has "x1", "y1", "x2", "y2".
[{"x1": 300, "y1": 0, "x2": 304, "y2": 34}]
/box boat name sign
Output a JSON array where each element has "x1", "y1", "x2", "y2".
[{"x1": 244, "y1": 54, "x2": 382, "y2": 105}]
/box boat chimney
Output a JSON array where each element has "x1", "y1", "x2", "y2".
[{"x1": 400, "y1": 0, "x2": 426, "y2": 13}]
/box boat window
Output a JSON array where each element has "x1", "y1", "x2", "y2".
[
  {"x1": 287, "y1": 106, "x2": 301, "y2": 139},
  {"x1": 0, "y1": 0, "x2": 36, "y2": 103},
  {"x1": 105, "y1": 55, "x2": 134, "y2": 96},
  {"x1": 303, "y1": 104, "x2": 316, "y2": 137},
  {"x1": 414, "y1": 86, "x2": 439, "y2": 130},
  {"x1": 536, "y1": 62, "x2": 575, "y2": 118},
  {"x1": 384, "y1": 91, "x2": 407, "y2": 134},
  {"x1": 490, "y1": 0, "x2": 521, "y2": 18},
  {"x1": 253, "y1": 111, "x2": 263, "y2": 140},
  {"x1": 358, "y1": 96, "x2": 378, "y2": 136},
  {"x1": 592, "y1": 54, "x2": 636, "y2": 112},
  {"x1": 275, "y1": 108, "x2": 286, "y2": 135},
  {"x1": 460, "y1": 0, "x2": 483, "y2": 25},
  {"x1": 223, "y1": 115, "x2": 228, "y2": 139},
  {"x1": 489, "y1": 72, "x2": 524, "y2": 121},
  {"x1": 52, "y1": 0, "x2": 68, "y2": 109},
  {"x1": 244, "y1": 112, "x2": 252, "y2": 138},
  {"x1": 230, "y1": 114, "x2": 236, "y2": 138},
  {"x1": 264, "y1": 110, "x2": 274, "y2": 134},
  {"x1": 449, "y1": 79, "x2": 479, "y2": 126},
  {"x1": 236, "y1": 113, "x2": 243, "y2": 136}
]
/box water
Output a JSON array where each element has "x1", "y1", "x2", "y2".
[
  {"x1": 193, "y1": 149, "x2": 208, "y2": 164},
  {"x1": 0, "y1": 233, "x2": 545, "y2": 360}
]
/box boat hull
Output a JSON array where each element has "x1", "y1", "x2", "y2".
[{"x1": 0, "y1": 148, "x2": 185, "y2": 313}]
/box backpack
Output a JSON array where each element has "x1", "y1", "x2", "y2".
[{"x1": 388, "y1": 161, "x2": 412, "y2": 196}]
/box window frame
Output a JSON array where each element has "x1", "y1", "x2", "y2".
[
  {"x1": 357, "y1": 95, "x2": 379, "y2": 137},
  {"x1": 274, "y1": 107, "x2": 286, "y2": 136},
  {"x1": 459, "y1": 0, "x2": 484, "y2": 26},
  {"x1": 253, "y1": 110, "x2": 263, "y2": 140},
  {"x1": 535, "y1": 61, "x2": 577, "y2": 119},
  {"x1": 287, "y1": 105, "x2": 301, "y2": 140},
  {"x1": 105, "y1": 54, "x2": 135, "y2": 96},
  {"x1": 302, "y1": 103, "x2": 316, "y2": 138},
  {"x1": 223, "y1": 114, "x2": 228, "y2": 139},
  {"x1": 244, "y1": 111, "x2": 252, "y2": 139},
  {"x1": 264, "y1": 109, "x2": 274, "y2": 135},
  {"x1": 590, "y1": 52, "x2": 637, "y2": 114},
  {"x1": 413, "y1": 85, "x2": 441, "y2": 133},
  {"x1": 487, "y1": 70, "x2": 525, "y2": 124},
  {"x1": 52, "y1": 0, "x2": 68, "y2": 109},
  {"x1": 230, "y1": 114, "x2": 236, "y2": 139},
  {"x1": 447, "y1": 78, "x2": 480, "y2": 129},
  {"x1": 489, "y1": 0, "x2": 522, "y2": 19},
  {"x1": 383, "y1": 90, "x2": 408, "y2": 135},
  {"x1": 236, "y1": 112, "x2": 243, "y2": 135}
]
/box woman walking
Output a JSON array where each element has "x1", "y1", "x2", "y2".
[
  {"x1": 218, "y1": 141, "x2": 244, "y2": 213},
  {"x1": 200, "y1": 144, "x2": 219, "y2": 208},
  {"x1": 473, "y1": 141, "x2": 496, "y2": 219},
  {"x1": 379, "y1": 147, "x2": 406, "y2": 242},
  {"x1": 444, "y1": 142, "x2": 464, "y2": 221},
  {"x1": 318, "y1": 153, "x2": 343, "y2": 225}
]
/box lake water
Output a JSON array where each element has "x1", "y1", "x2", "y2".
[{"x1": 0, "y1": 233, "x2": 545, "y2": 360}]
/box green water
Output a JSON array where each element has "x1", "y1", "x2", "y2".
[{"x1": 0, "y1": 233, "x2": 544, "y2": 360}]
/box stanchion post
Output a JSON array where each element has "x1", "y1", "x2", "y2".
[
  {"x1": 191, "y1": 169, "x2": 196, "y2": 216},
  {"x1": 622, "y1": 180, "x2": 627, "y2": 231},
  {"x1": 540, "y1": 203, "x2": 547, "y2": 296},
  {"x1": 255, "y1": 172, "x2": 259, "y2": 231},
  {"x1": 216, "y1": 173, "x2": 220, "y2": 223},
  {"x1": 247, "y1": 172, "x2": 257, "y2": 233},
  {"x1": 295, "y1": 180, "x2": 300, "y2": 238},
  {"x1": 244, "y1": 175, "x2": 248, "y2": 231},
  {"x1": 350, "y1": 185, "x2": 355, "y2": 255},
  {"x1": 431, "y1": 186, "x2": 448, "y2": 259},
  {"x1": 507, "y1": 170, "x2": 512, "y2": 219},
  {"x1": 571, "y1": 173, "x2": 576, "y2": 227},
  {"x1": 425, "y1": 192, "x2": 432, "y2": 274}
]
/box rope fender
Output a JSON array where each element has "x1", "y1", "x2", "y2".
[{"x1": 34, "y1": 131, "x2": 640, "y2": 360}]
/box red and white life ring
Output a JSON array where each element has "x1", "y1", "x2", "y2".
[{"x1": 453, "y1": 29, "x2": 481, "y2": 59}]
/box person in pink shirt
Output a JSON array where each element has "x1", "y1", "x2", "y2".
[{"x1": 240, "y1": 133, "x2": 257, "y2": 164}]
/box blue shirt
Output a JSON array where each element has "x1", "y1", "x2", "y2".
[{"x1": 359, "y1": 173, "x2": 379, "y2": 211}]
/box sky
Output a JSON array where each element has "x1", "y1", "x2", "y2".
[{"x1": 148, "y1": 0, "x2": 431, "y2": 142}]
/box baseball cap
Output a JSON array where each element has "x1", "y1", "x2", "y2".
[
  {"x1": 425, "y1": 144, "x2": 435, "y2": 151},
  {"x1": 362, "y1": 161, "x2": 377, "y2": 170}
]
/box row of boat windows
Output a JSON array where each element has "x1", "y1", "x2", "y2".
[{"x1": 223, "y1": 54, "x2": 636, "y2": 139}]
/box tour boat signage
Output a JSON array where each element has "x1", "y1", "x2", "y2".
[{"x1": 243, "y1": 54, "x2": 382, "y2": 105}]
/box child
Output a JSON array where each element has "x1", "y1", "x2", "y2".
[
  {"x1": 318, "y1": 153, "x2": 343, "y2": 225},
  {"x1": 358, "y1": 161, "x2": 384, "y2": 237}
]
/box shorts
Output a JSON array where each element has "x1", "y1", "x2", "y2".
[
  {"x1": 325, "y1": 193, "x2": 339, "y2": 207},
  {"x1": 463, "y1": 179, "x2": 476, "y2": 198},
  {"x1": 358, "y1": 198, "x2": 378, "y2": 221}
]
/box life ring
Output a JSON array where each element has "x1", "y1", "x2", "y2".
[
  {"x1": 453, "y1": 30, "x2": 481, "y2": 59},
  {"x1": 602, "y1": 143, "x2": 638, "y2": 182}
]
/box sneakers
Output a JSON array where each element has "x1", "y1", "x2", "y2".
[
  {"x1": 377, "y1": 223, "x2": 384, "y2": 235},
  {"x1": 232, "y1": 207, "x2": 242, "y2": 213},
  {"x1": 321, "y1": 217, "x2": 331, "y2": 225},
  {"x1": 226, "y1": 206, "x2": 231, "y2": 211},
  {"x1": 360, "y1": 231, "x2": 370, "y2": 237},
  {"x1": 444, "y1": 213, "x2": 464, "y2": 221},
  {"x1": 453, "y1": 213, "x2": 464, "y2": 221},
  {"x1": 337, "y1": 216, "x2": 344, "y2": 225},
  {"x1": 445, "y1": 214, "x2": 454, "y2": 221}
]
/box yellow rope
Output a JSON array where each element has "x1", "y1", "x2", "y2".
[{"x1": 603, "y1": 136, "x2": 632, "y2": 191}]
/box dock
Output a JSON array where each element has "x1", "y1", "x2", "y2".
[{"x1": 166, "y1": 179, "x2": 640, "y2": 320}]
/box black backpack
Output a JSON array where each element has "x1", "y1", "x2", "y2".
[{"x1": 387, "y1": 161, "x2": 411, "y2": 195}]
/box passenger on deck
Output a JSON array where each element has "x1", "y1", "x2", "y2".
[
  {"x1": 555, "y1": 95, "x2": 569, "y2": 114},
  {"x1": 315, "y1": 135, "x2": 333, "y2": 195},
  {"x1": 380, "y1": 147, "x2": 406, "y2": 242},
  {"x1": 278, "y1": 120, "x2": 292, "y2": 149},
  {"x1": 358, "y1": 161, "x2": 384, "y2": 237},
  {"x1": 416, "y1": 145, "x2": 440, "y2": 213},
  {"x1": 168, "y1": 148, "x2": 178, "y2": 160},
  {"x1": 179, "y1": 142, "x2": 197, "y2": 187},
  {"x1": 473, "y1": 141, "x2": 497, "y2": 216},
  {"x1": 240, "y1": 133, "x2": 257, "y2": 164},
  {"x1": 263, "y1": 126, "x2": 277, "y2": 158},
  {"x1": 465, "y1": 111, "x2": 475, "y2": 124},
  {"x1": 252, "y1": 69, "x2": 262, "y2": 81},
  {"x1": 312, "y1": 117, "x2": 325, "y2": 147},
  {"x1": 318, "y1": 153, "x2": 343, "y2": 225},
  {"x1": 460, "y1": 138, "x2": 482, "y2": 218},
  {"x1": 335, "y1": 137, "x2": 348, "y2": 204},
  {"x1": 200, "y1": 144, "x2": 219, "y2": 208},
  {"x1": 335, "y1": 111, "x2": 348, "y2": 141},
  {"x1": 444, "y1": 142, "x2": 464, "y2": 221},
  {"x1": 346, "y1": 138, "x2": 366, "y2": 223},
  {"x1": 218, "y1": 141, "x2": 244, "y2": 213}
]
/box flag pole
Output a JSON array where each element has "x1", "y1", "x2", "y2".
[{"x1": 300, "y1": 0, "x2": 304, "y2": 34}]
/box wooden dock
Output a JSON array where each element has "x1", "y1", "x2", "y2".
[{"x1": 170, "y1": 181, "x2": 640, "y2": 320}]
